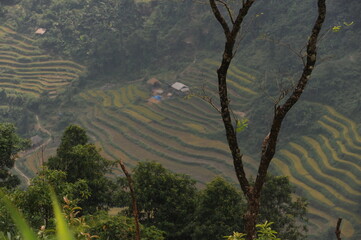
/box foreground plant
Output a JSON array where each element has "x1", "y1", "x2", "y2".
[
  {"x1": 0, "y1": 188, "x2": 75, "y2": 240},
  {"x1": 225, "y1": 221, "x2": 280, "y2": 240}
]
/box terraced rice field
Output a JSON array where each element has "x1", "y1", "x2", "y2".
[
  {"x1": 0, "y1": 25, "x2": 85, "y2": 98},
  {"x1": 13, "y1": 48, "x2": 358, "y2": 239},
  {"x1": 76, "y1": 58, "x2": 260, "y2": 184},
  {"x1": 273, "y1": 104, "x2": 361, "y2": 239},
  {"x1": 75, "y1": 58, "x2": 361, "y2": 238}
]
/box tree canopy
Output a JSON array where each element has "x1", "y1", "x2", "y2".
[
  {"x1": 47, "y1": 124, "x2": 113, "y2": 213},
  {"x1": 131, "y1": 161, "x2": 197, "y2": 240},
  {"x1": 0, "y1": 123, "x2": 29, "y2": 188}
]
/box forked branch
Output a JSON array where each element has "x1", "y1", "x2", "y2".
[
  {"x1": 210, "y1": 0, "x2": 327, "y2": 239},
  {"x1": 209, "y1": 0, "x2": 255, "y2": 196}
]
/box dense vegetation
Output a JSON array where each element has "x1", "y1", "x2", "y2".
[
  {"x1": 0, "y1": 125, "x2": 306, "y2": 239},
  {"x1": 0, "y1": 0, "x2": 360, "y2": 239}
]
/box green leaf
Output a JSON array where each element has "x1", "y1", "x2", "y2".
[
  {"x1": 332, "y1": 25, "x2": 341, "y2": 32},
  {"x1": 236, "y1": 119, "x2": 249, "y2": 133},
  {"x1": 343, "y1": 21, "x2": 354, "y2": 26},
  {"x1": 0, "y1": 189, "x2": 38, "y2": 240},
  {"x1": 49, "y1": 188, "x2": 75, "y2": 240}
]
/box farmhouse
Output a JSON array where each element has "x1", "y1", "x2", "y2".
[
  {"x1": 147, "y1": 78, "x2": 161, "y2": 88},
  {"x1": 35, "y1": 28, "x2": 46, "y2": 35},
  {"x1": 171, "y1": 82, "x2": 189, "y2": 92}
]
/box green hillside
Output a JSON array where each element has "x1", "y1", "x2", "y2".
[
  {"x1": 1, "y1": 1, "x2": 361, "y2": 239},
  {"x1": 62, "y1": 58, "x2": 361, "y2": 239},
  {"x1": 72, "y1": 58, "x2": 260, "y2": 184},
  {"x1": 273, "y1": 104, "x2": 361, "y2": 238},
  {"x1": 0, "y1": 25, "x2": 85, "y2": 99}
]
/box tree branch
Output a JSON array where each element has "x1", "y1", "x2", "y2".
[
  {"x1": 211, "y1": 0, "x2": 256, "y2": 196},
  {"x1": 209, "y1": 0, "x2": 231, "y2": 37},
  {"x1": 216, "y1": 0, "x2": 235, "y2": 24},
  {"x1": 255, "y1": 0, "x2": 327, "y2": 195},
  {"x1": 119, "y1": 159, "x2": 140, "y2": 240},
  {"x1": 335, "y1": 218, "x2": 342, "y2": 240}
]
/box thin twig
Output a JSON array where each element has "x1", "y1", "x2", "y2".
[
  {"x1": 335, "y1": 218, "x2": 342, "y2": 240},
  {"x1": 216, "y1": 0, "x2": 235, "y2": 24},
  {"x1": 119, "y1": 160, "x2": 140, "y2": 240}
]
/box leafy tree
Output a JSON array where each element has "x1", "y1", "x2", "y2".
[
  {"x1": 88, "y1": 211, "x2": 165, "y2": 240},
  {"x1": 131, "y1": 161, "x2": 196, "y2": 240},
  {"x1": 208, "y1": 0, "x2": 326, "y2": 238},
  {"x1": 55, "y1": 124, "x2": 88, "y2": 160},
  {"x1": 191, "y1": 175, "x2": 307, "y2": 240},
  {"x1": 191, "y1": 177, "x2": 245, "y2": 240},
  {"x1": 48, "y1": 125, "x2": 111, "y2": 182},
  {"x1": 12, "y1": 169, "x2": 90, "y2": 229},
  {"x1": 0, "y1": 0, "x2": 19, "y2": 6},
  {"x1": 0, "y1": 123, "x2": 29, "y2": 188},
  {"x1": 259, "y1": 176, "x2": 308, "y2": 240},
  {"x1": 47, "y1": 124, "x2": 114, "y2": 213}
]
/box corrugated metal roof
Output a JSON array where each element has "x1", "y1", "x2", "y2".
[{"x1": 171, "y1": 82, "x2": 189, "y2": 91}]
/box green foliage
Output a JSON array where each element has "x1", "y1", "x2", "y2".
[
  {"x1": 259, "y1": 176, "x2": 308, "y2": 240},
  {"x1": 47, "y1": 125, "x2": 114, "y2": 213},
  {"x1": 13, "y1": 169, "x2": 90, "y2": 229},
  {"x1": 191, "y1": 177, "x2": 245, "y2": 240},
  {"x1": 87, "y1": 211, "x2": 164, "y2": 240},
  {"x1": 225, "y1": 221, "x2": 280, "y2": 240},
  {"x1": 1, "y1": 185, "x2": 164, "y2": 240},
  {"x1": 56, "y1": 125, "x2": 88, "y2": 160},
  {"x1": 0, "y1": 123, "x2": 29, "y2": 188},
  {"x1": 236, "y1": 119, "x2": 248, "y2": 133},
  {"x1": 0, "y1": 187, "x2": 77, "y2": 240},
  {"x1": 0, "y1": 189, "x2": 38, "y2": 240},
  {"x1": 332, "y1": 21, "x2": 354, "y2": 32},
  {"x1": 50, "y1": 188, "x2": 75, "y2": 240},
  {"x1": 131, "y1": 161, "x2": 196, "y2": 240}
]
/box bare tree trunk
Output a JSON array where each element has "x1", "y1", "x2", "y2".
[
  {"x1": 209, "y1": 0, "x2": 327, "y2": 239},
  {"x1": 335, "y1": 218, "x2": 342, "y2": 240},
  {"x1": 119, "y1": 160, "x2": 141, "y2": 240}
]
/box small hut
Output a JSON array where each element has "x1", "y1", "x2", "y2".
[
  {"x1": 147, "y1": 78, "x2": 161, "y2": 88},
  {"x1": 35, "y1": 28, "x2": 47, "y2": 35},
  {"x1": 171, "y1": 82, "x2": 189, "y2": 92}
]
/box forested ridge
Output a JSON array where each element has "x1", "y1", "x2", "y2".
[{"x1": 0, "y1": 0, "x2": 360, "y2": 239}]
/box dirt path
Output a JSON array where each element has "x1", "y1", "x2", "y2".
[{"x1": 14, "y1": 115, "x2": 52, "y2": 186}]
